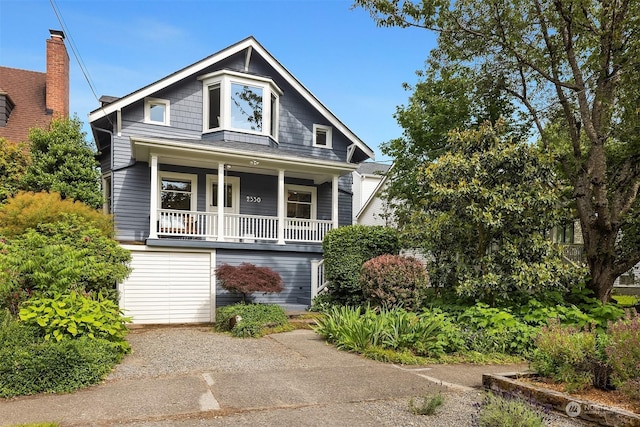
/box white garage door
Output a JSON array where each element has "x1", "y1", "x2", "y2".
[{"x1": 120, "y1": 250, "x2": 213, "y2": 324}]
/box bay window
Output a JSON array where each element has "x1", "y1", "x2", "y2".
[{"x1": 200, "y1": 70, "x2": 281, "y2": 140}]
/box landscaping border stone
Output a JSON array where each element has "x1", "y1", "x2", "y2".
[{"x1": 482, "y1": 372, "x2": 640, "y2": 427}]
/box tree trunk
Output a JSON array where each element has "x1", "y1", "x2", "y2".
[{"x1": 582, "y1": 221, "x2": 618, "y2": 303}]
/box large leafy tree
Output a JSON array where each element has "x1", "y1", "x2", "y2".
[
  {"x1": 23, "y1": 116, "x2": 103, "y2": 209},
  {"x1": 407, "y1": 121, "x2": 582, "y2": 304},
  {"x1": 356, "y1": 0, "x2": 640, "y2": 302}
]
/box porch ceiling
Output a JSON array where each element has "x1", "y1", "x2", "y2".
[{"x1": 131, "y1": 136, "x2": 358, "y2": 183}]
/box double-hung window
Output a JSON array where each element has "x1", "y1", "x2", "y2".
[
  {"x1": 200, "y1": 70, "x2": 281, "y2": 140},
  {"x1": 285, "y1": 184, "x2": 316, "y2": 220},
  {"x1": 159, "y1": 172, "x2": 197, "y2": 211}
]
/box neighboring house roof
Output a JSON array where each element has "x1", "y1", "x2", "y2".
[
  {"x1": 0, "y1": 67, "x2": 51, "y2": 143},
  {"x1": 356, "y1": 161, "x2": 391, "y2": 176},
  {"x1": 88, "y1": 36, "x2": 375, "y2": 161},
  {"x1": 355, "y1": 162, "x2": 393, "y2": 221}
]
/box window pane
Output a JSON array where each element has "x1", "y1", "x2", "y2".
[
  {"x1": 161, "y1": 192, "x2": 191, "y2": 210},
  {"x1": 211, "y1": 183, "x2": 233, "y2": 208},
  {"x1": 270, "y1": 94, "x2": 277, "y2": 137},
  {"x1": 288, "y1": 191, "x2": 312, "y2": 203},
  {"x1": 208, "y1": 85, "x2": 221, "y2": 129},
  {"x1": 287, "y1": 202, "x2": 311, "y2": 219},
  {"x1": 231, "y1": 83, "x2": 262, "y2": 131},
  {"x1": 162, "y1": 179, "x2": 191, "y2": 192},
  {"x1": 149, "y1": 103, "x2": 165, "y2": 123},
  {"x1": 316, "y1": 129, "x2": 327, "y2": 146}
]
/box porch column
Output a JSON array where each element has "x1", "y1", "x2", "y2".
[
  {"x1": 332, "y1": 174, "x2": 339, "y2": 230},
  {"x1": 148, "y1": 154, "x2": 158, "y2": 239},
  {"x1": 277, "y1": 169, "x2": 285, "y2": 245},
  {"x1": 217, "y1": 163, "x2": 225, "y2": 241}
]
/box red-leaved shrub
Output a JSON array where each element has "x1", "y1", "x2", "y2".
[
  {"x1": 605, "y1": 309, "x2": 640, "y2": 400},
  {"x1": 359, "y1": 254, "x2": 428, "y2": 311},
  {"x1": 216, "y1": 263, "x2": 283, "y2": 302}
]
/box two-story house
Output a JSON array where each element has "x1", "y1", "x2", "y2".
[{"x1": 89, "y1": 37, "x2": 374, "y2": 324}]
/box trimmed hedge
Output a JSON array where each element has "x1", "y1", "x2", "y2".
[{"x1": 323, "y1": 225, "x2": 399, "y2": 305}]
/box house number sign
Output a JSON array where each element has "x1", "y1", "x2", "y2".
[{"x1": 246, "y1": 196, "x2": 262, "y2": 203}]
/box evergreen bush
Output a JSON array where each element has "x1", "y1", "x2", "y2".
[{"x1": 323, "y1": 225, "x2": 399, "y2": 305}]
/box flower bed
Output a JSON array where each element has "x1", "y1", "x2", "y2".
[{"x1": 482, "y1": 372, "x2": 640, "y2": 427}]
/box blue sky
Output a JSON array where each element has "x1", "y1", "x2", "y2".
[{"x1": 0, "y1": 0, "x2": 437, "y2": 161}]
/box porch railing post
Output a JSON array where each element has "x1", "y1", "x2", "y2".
[
  {"x1": 277, "y1": 169, "x2": 285, "y2": 245},
  {"x1": 148, "y1": 154, "x2": 158, "y2": 239},
  {"x1": 217, "y1": 163, "x2": 225, "y2": 242}
]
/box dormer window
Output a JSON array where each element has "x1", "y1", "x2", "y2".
[
  {"x1": 313, "y1": 124, "x2": 332, "y2": 149},
  {"x1": 200, "y1": 70, "x2": 281, "y2": 140},
  {"x1": 144, "y1": 98, "x2": 170, "y2": 126}
]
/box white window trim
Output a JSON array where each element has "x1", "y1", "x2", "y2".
[
  {"x1": 158, "y1": 171, "x2": 198, "y2": 211},
  {"x1": 313, "y1": 124, "x2": 332, "y2": 149},
  {"x1": 285, "y1": 184, "x2": 317, "y2": 220},
  {"x1": 200, "y1": 71, "x2": 281, "y2": 142},
  {"x1": 102, "y1": 172, "x2": 112, "y2": 215},
  {"x1": 144, "y1": 97, "x2": 170, "y2": 126}
]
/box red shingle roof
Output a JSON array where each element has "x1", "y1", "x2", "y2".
[{"x1": 0, "y1": 66, "x2": 53, "y2": 143}]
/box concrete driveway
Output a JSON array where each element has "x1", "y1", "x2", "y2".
[{"x1": 1, "y1": 327, "x2": 579, "y2": 427}]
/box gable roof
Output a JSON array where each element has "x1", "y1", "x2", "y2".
[
  {"x1": 89, "y1": 36, "x2": 374, "y2": 160},
  {"x1": 355, "y1": 162, "x2": 393, "y2": 221},
  {"x1": 0, "y1": 67, "x2": 51, "y2": 143}
]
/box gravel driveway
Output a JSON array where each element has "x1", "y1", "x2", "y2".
[{"x1": 103, "y1": 327, "x2": 593, "y2": 427}]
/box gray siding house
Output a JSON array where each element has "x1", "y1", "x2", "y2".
[{"x1": 89, "y1": 37, "x2": 374, "y2": 324}]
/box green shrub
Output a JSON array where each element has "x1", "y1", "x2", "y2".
[
  {"x1": 0, "y1": 335, "x2": 122, "y2": 397},
  {"x1": 458, "y1": 303, "x2": 538, "y2": 356},
  {"x1": 0, "y1": 191, "x2": 112, "y2": 238},
  {"x1": 0, "y1": 217, "x2": 130, "y2": 311},
  {"x1": 530, "y1": 319, "x2": 597, "y2": 391},
  {"x1": 605, "y1": 310, "x2": 640, "y2": 395},
  {"x1": 216, "y1": 263, "x2": 283, "y2": 302},
  {"x1": 19, "y1": 291, "x2": 131, "y2": 352},
  {"x1": 323, "y1": 225, "x2": 399, "y2": 306},
  {"x1": 215, "y1": 303, "x2": 288, "y2": 337},
  {"x1": 360, "y1": 254, "x2": 428, "y2": 311},
  {"x1": 473, "y1": 392, "x2": 548, "y2": 427}
]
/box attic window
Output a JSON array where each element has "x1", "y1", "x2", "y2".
[
  {"x1": 0, "y1": 93, "x2": 14, "y2": 127},
  {"x1": 144, "y1": 98, "x2": 170, "y2": 126},
  {"x1": 313, "y1": 124, "x2": 332, "y2": 149}
]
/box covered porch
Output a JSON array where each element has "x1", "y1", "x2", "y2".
[{"x1": 131, "y1": 136, "x2": 357, "y2": 245}]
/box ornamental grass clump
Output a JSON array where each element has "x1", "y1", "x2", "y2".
[
  {"x1": 360, "y1": 254, "x2": 428, "y2": 311},
  {"x1": 216, "y1": 263, "x2": 283, "y2": 302}
]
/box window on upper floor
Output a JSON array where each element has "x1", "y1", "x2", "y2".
[
  {"x1": 200, "y1": 70, "x2": 281, "y2": 140},
  {"x1": 313, "y1": 124, "x2": 332, "y2": 149},
  {"x1": 144, "y1": 98, "x2": 170, "y2": 126},
  {"x1": 102, "y1": 173, "x2": 112, "y2": 214},
  {"x1": 285, "y1": 184, "x2": 317, "y2": 220}
]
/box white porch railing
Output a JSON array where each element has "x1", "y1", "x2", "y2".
[
  {"x1": 311, "y1": 259, "x2": 329, "y2": 298},
  {"x1": 156, "y1": 209, "x2": 332, "y2": 243},
  {"x1": 284, "y1": 218, "x2": 333, "y2": 243}
]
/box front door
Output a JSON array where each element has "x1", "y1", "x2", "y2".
[{"x1": 206, "y1": 175, "x2": 240, "y2": 238}]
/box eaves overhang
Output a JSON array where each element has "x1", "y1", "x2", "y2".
[{"x1": 130, "y1": 136, "x2": 358, "y2": 183}]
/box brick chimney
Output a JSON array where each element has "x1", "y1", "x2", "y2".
[{"x1": 46, "y1": 29, "x2": 69, "y2": 117}]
